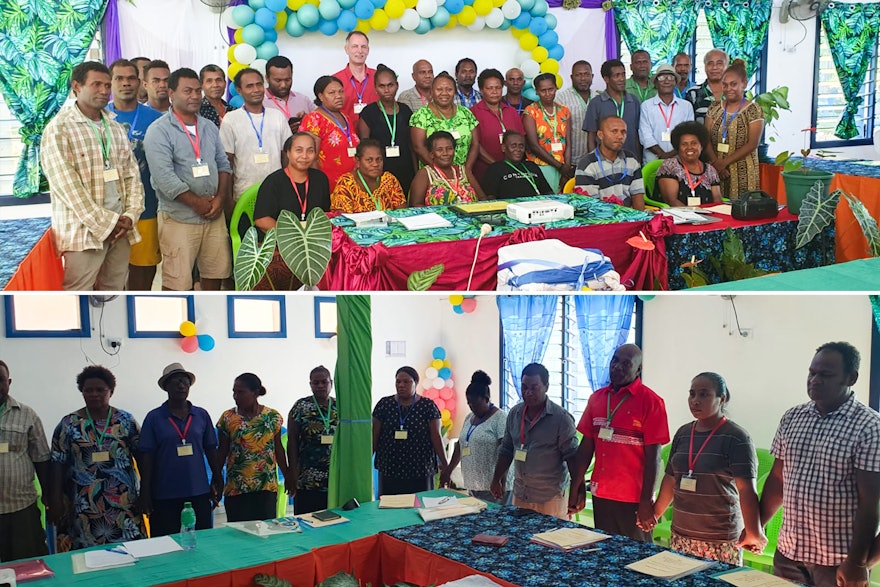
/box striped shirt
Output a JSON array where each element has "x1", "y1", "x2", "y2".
[
  {"x1": 41, "y1": 103, "x2": 144, "y2": 252},
  {"x1": 574, "y1": 148, "x2": 644, "y2": 206},
  {"x1": 0, "y1": 397, "x2": 50, "y2": 514},
  {"x1": 555, "y1": 87, "x2": 592, "y2": 165},
  {"x1": 771, "y1": 393, "x2": 880, "y2": 566}
]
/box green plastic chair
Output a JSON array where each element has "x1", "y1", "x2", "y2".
[
  {"x1": 743, "y1": 472, "x2": 784, "y2": 573},
  {"x1": 34, "y1": 475, "x2": 46, "y2": 529},
  {"x1": 652, "y1": 443, "x2": 674, "y2": 546},
  {"x1": 277, "y1": 432, "x2": 289, "y2": 518},
  {"x1": 641, "y1": 159, "x2": 668, "y2": 209},
  {"x1": 230, "y1": 183, "x2": 260, "y2": 261},
  {"x1": 755, "y1": 448, "x2": 774, "y2": 483}
]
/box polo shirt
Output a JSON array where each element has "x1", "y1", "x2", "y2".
[
  {"x1": 577, "y1": 378, "x2": 669, "y2": 503},
  {"x1": 771, "y1": 393, "x2": 880, "y2": 566},
  {"x1": 398, "y1": 87, "x2": 430, "y2": 113},
  {"x1": 0, "y1": 397, "x2": 50, "y2": 514},
  {"x1": 574, "y1": 148, "x2": 644, "y2": 206},
  {"x1": 332, "y1": 64, "x2": 378, "y2": 126},
  {"x1": 638, "y1": 95, "x2": 694, "y2": 163},
  {"x1": 625, "y1": 76, "x2": 657, "y2": 102},
  {"x1": 262, "y1": 90, "x2": 315, "y2": 126},
  {"x1": 107, "y1": 103, "x2": 164, "y2": 219},
  {"x1": 499, "y1": 399, "x2": 578, "y2": 504},
  {"x1": 139, "y1": 402, "x2": 218, "y2": 500},
  {"x1": 583, "y1": 91, "x2": 641, "y2": 158}
]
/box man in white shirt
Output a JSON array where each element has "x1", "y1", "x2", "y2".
[{"x1": 638, "y1": 64, "x2": 694, "y2": 163}]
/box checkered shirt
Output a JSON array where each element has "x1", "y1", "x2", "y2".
[
  {"x1": 771, "y1": 393, "x2": 880, "y2": 566},
  {"x1": 0, "y1": 397, "x2": 50, "y2": 514}
]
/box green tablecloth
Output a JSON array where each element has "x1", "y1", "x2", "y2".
[{"x1": 696, "y1": 257, "x2": 880, "y2": 291}]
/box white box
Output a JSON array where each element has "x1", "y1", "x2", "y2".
[{"x1": 506, "y1": 200, "x2": 575, "y2": 224}]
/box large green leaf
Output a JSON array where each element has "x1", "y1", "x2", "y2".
[
  {"x1": 276, "y1": 208, "x2": 332, "y2": 287},
  {"x1": 407, "y1": 264, "x2": 444, "y2": 291},
  {"x1": 233, "y1": 227, "x2": 276, "y2": 291},
  {"x1": 844, "y1": 194, "x2": 880, "y2": 257},
  {"x1": 795, "y1": 185, "x2": 842, "y2": 249}
]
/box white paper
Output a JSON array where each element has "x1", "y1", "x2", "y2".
[
  {"x1": 397, "y1": 213, "x2": 453, "y2": 231},
  {"x1": 379, "y1": 493, "x2": 419, "y2": 508},
  {"x1": 531, "y1": 527, "x2": 611, "y2": 548},
  {"x1": 625, "y1": 551, "x2": 714, "y2": 580},
  {"x1": 661, "y1": 208, "x2": 710, "y2": 224},
  {"x1": 715, "y1": 567, "x2": 799, "y2": 586},
  {"x1": 438, "y1": 575, "x2": 506, "y2": 587},
  {"x1": 417, "y1": 505, "x2": 484, "y2": 521},
  {"x1": 341, "y1": 211, "x2": 389, "y2": 226},
  {"x1": 703, "y1": 204, "x2": 733, "y2": 215},
  {"x1": 121, "y1": 536, "x2": 183, "y2": 558},
  {"x1": 422, "y1": 496, "x2": 459, "y2": 508},
  {"x1": 83, "y1": 549, "x2": 137, "y2": 569}
]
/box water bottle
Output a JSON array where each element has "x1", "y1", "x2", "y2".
[{"x1": 179, "y1": 501, "x2": 197, "y2": 551}]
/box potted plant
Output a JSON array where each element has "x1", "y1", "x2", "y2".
[
  {"x1": 754, "y1": 86, "x2": 791, "y2": 162},
  {"x1": 795, "y1": 183, "x2": 880, "y2": 257},
  {"x1": 774, "y1": 128, "x2": 835, "y2": 215}
]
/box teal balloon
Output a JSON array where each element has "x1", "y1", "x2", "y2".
[
  {"x1": 432, "y1": 346, "x2": 446, "y2": 360},
  {"x1": 297, "y1": 4, "x2": 321, "y2": 27},
  {"x1": 548, "y1": 43, "x2": 564, "y2": 60},
  {"x1": 263, "y1": 28, "x2": 278, "y2": 42},
  {"x1": 249, "y1": 0, "x2": 266, "y2": 8},
  {"x1": 528, "y1": 16, "x2": 547, "y2": 35},
  {"x1": 498, "y1": 18, "x2": 511, "y2": 29},
  {"x1": 265, "y1": 0, "x2": 287, "y2": 10},
  {"x1": 232, "y1": 4, "x2": 256, "y2": 26},
  {"x1": 354, "y1": 0, "x2": 375, "y2": 20},
  {"x1": 286, "y1": 15, "x2": 306, "y2": 35},
  {"x1": 254, "y1": 6, "x2": 278, "y2": 28},
  {"x1": 453, "y1": 305, "x2": 464, "y2": 314},
  {"x1": 511, "y1": 11, "x2": 530, "y2": 27},
  {"x1": 530, "y1": 0, "x2": 547, "y2": 15},
  {"x1": 438, "y1": 367, "x2": 452, "y2": 379},
  {"x1": 256, "y1": 41, "x2": 279, "y2": 60},
  {"x1": 464, "y1": 0, "x2": 474, "y2": 5},
  {"x1": 228, "y1": 82, "x2": 239, "y2": 97},
  {"x1": 339, "y1": 0, "x2": 357, "y2": 8},
  {"x1": 319, "y1": 0, "x2": 342, "y2": 21},
  {"x1": 543, "y1": 12, "x2": 556, "y2": 28},
  {"x1": 445, "y1": 0, "x2": 464, "y2": 13},
  {"x1": 430, "y1": 6, "x2": 450, "y2": 26},
  {"x1": 337, "y1": 9, "x2": 358, "y2": 30},
  {"x1": 197, "y1": 334, "x2": 216, "y2": 352},
  {"x1": 519, "y1": 0, "x2": 535, "y2": 11},
  {"x1": 370, "y1": 0, "x2": 385, "y2": 7},
  {"x1": 230, "y1": 95, "x2": 245, "y2": 108},
  {"x1": 318, "y1": 17, "x2": 339, "y2": 34},
  {"x1": 415, "y1": 16, "x2": 432, "y2": 33},
  {"x1": 523, "y1": 87, "x2": 538, "y2": 102},
  {"x1": 637, "y1": 295, "x2": 656, "y2": 302},
  {"x1": 242, "y1": 23, "x2": 266, "y2": 46}
]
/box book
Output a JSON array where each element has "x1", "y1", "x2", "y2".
[
  {"x1": 471, "y1": 533, "x2": 509, "y2": 547},
  {"x1": 0, "y1": 558, "x2": 55, "y2": 582},
  {"x1": 713, "y1": 567, "x2": 800, "y2": 586},
  {"x1": 624, "y1": 550, "x2": 715, "y2": 581},
  {"x1": 530, "y1": 527, "x2": 611, "y2": 551},
  {"x1": 341, "y1": 211, "x2": 389, "y2": 226},
  {"x1": 379, "y1": 493, "x2": 419, "y2": 508},
  {"x1": 297, "y1": 512, "x2": 350, "y2": 528}
]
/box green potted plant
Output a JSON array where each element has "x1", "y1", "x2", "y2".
[
  {"x1": 773, "y1": 128, "x2": 835, "y2": 215},
  {"x1": 795, "y1": 183, "x2": 880, "y2": 258},
  {"x1": 754, "y1": 86, "x2": 791, "y2": 162}
]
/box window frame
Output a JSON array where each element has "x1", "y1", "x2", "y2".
[
  {"x1": 314, "y1": 296, "x2": 337, "y2": 339},
  {"x1": 226, "y1": 295, "x2": 287, "y2": 339},
  {"x1": 4, "y1": 295, "x2": 91, "y2": 338},
  {"x1": 126, "y1": 295, "x2": 195, "y2": 339}
]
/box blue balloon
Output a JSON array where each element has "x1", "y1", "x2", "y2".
[
  {"x1": 530, "y1": 0, "x2": 548, "y2": 15},
  {"x1": 498, "y1": 18, "x2": 511, "y2": 29},
  {"x1": 263, "y1": 28, "x2": 278, "y2": 42},
  {"x1": 543, "y1": 12, "x2": 556, "y2": 28},
  {"x1": 415, "y1": 16, "x2": 432, "y2": 33},
  {"x1": 249, "y1": 0, "x2": 266, "y2": 8},
  {"x1": 430, "y1": 6, "x2": 450, "y2": 26},
  {"x1": 463, "y1": 0, "x2": 474, "y2": 5},
  {"x1": 354, "y1": 0, "x2": 375, "y2": 19},
  {"x1": 228, "y1": 82, "x2": 239, "y2": 97},
  {"x1": 432, "y1": 346, "x2": 446, "y2": 360},
  {"x1": 297, "y1": 4, "x2": 321, "y2": 27},
  {"x1": 318, "y1": 17, "x2": 339, "y2": 35},
  {"x1": 336, "y1": 9, "x2": 358, "y2": 31},
  {"x1": 197, "y1": 334, "x2": 216, "y2": 352},
  {"x1": 548, "y1": 43, "x2": 564, "y2": 60},
  {"x1": 528, "y1": 17, "x2": 547, "y2": 36},
  {"x1": 256, "y1": 41, "x2": 279, "y2": 60},
  {"x1": 453, "y1": 305, "x2": 464, "y2": 314},
  {"x1": 319, "y1": 0, "x2": 342, "y2": 21},
  {"x1": 265, "y1": 0, "x2": 287, "y2": 10},
  {"x1": 369, "y1": 0, "x2": 385, "y2": 7},
  {"x1": 438, "y1": 367, "x2": 452, "y2": 379},
  {"x1": 519, "y1": 0, "x2": 535, "y2": 11},
  {"x1": 511, "y1": 11, "x2": 530, "y2": 28},
  {"x1": 232, "y1": 4, "x2": 256, "y2": 26},
  {"x1": 286, "y1": 14, "x2": 306, "y2": 36},
  {"x1": 242, "y1": 23, "x2": 266, "y2": 46},
  {"x1": 254, "y1": 6, "x2": 278, "y2": 29},
  {"x1": 445, "y1": 0, "x2": 464, "y2": 14},
  {"x1": 230, "y1": 95, "x2": 245, "y2": 108},
  {"x1": 338, "y1": 0, "x2": 357, "y2": 8},
  {"x1": 538, "y1": 30, "x2": 558, "y2": 47}
]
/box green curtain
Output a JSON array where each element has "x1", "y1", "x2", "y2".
[
  {"x1": 702, "y1": 0, "x2": 772, "y2": 77},
  {"x1": 871, "y1": 295, "x2": 880, "y2": 334},
  {"x1": 0, "y1": 0, "x2": 108, "y2": 198},
  {"x1": 327, "y1": 295, "x2": 374, "y2": 508},
  {"x1": 820, "y1": 3, "x2": 880, "y2": 140},
  {"x1": 614, "y1": 0, "x2": 699, "y2": 65}
]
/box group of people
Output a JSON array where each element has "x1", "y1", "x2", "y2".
[{"x1": 43, "y1": 34, "x2": 765, "y2": 292}]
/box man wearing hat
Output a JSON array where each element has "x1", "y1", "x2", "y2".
[
  {"x1": 138, "y1": 363, "x2": 222, "y2": 537},
  {"x1": 638, "y1": 64, "x2": 695, "y2": 163}
]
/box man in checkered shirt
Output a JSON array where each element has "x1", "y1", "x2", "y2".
[{"x1": 760, "y1": 342, "x2": 880, "y2": 587}]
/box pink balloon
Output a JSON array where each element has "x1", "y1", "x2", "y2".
[
  {"x1": 423, "y1": 388, "x2": 439, "y2": 399},
  {"x1": 434, "y1": 398, "x2": 446, "y2": 410},
  {"x1": 461, "y1": 298, "x2": 477, "y2": 313},
  {"x1": 447, "y1": 403, "x2": 457, "y2": 417},
  {"x1": 180, "y1": 336, "x2": 198, "y2": 353},
  {"x1": 440, "y1": 387, "x2": 454, "y2": 400}
]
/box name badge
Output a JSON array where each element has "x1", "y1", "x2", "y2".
[
  {"x1": 192, "y1": 164, "x2": 210, "y2": 178},
  {"x1": 177, "y1": 443, "x2": 194, "y2": 457},
  {"x1": 93, "y1": 451, "x2": 110, "y2": 463},
  {"x1": 253, "y1": 152, "x2": 270, "y2": 164},
  {"x1": 498, "y1": 133, "x2": 505, "y2": 145},
  {"x1": 450, "y1": 130, "x2": 461, "y2": 140},
  {"x1": 0, "y1": 442, "x2": 9, "y2": 453},
  {"x1": 716, "y1": 143, "x2": 730, "y2": 154},
  {"x1": 551, "y1": 141, "x2": 563, "y2": 152},
  {"x1": 347, "y1": 147, "x2": 357, "y2": 157},
  {"x1": 461, "y1": 446, "x2": 471, "y2": 457},
  {"x1": 385, "y1": 145, "x2": 400, "y2": 158},
  {"x1": 321, "y1": 434, "x2": 334, "y2": 445},
  {"x1": 103, "y1": 167, "x2": 120, "y2": 182},
  {"x1": 680, "y1": 476, "x2": 697, "y2": 492},
  {"x1": 598, "y1": 426, "x2": 614, "y2": 441},
  {"x1": 687, "y1": 196, "x2": 701, "y2": 207},
  {"x1": 354, "y1": 102, "x2": 366, "y2": 114},
  {"x1": 661, "y1": 131, "x2": 671, "y2": 142},
  {"x1": 394, "y1": 430, "x2": 408, "y2": 440},
  {"x1": 514, "y1": 448, "x2": 528, "y2": 462}
]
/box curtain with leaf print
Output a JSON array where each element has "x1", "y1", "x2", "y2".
[
  {"x1": 0, "y1": 0, "x2": 108, "y2": 198},
  {"x1": 820, "y1": 2, "x2": 880, "y2": 140},
  {"x1": 614, "y1": 0, "x2": 700, "y2": 65},
  {"x1": 701, "y1": 0, "x2": 772, "y2": 77}
]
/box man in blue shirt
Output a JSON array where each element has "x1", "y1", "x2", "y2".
[
  {"x1": 107, "y1": 59, "x2": 163, "y2": 291},
  {"x1": 584, "y1": 59, "x2": 642, "y2": 162}
]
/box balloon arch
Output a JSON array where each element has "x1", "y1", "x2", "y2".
[{"x1": 223, "y1": 0, "x2": 565, "y2": 107}]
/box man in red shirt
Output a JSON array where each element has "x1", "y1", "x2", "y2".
[
  {"x1": 332, "y1": 31, "x2": 378, "y2": 128},
  {"x1": 568, "y1": 344, "x2": 669, "y2": 541}
]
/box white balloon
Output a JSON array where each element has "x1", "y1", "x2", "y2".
[
  {"x1": 400, "y1": 8, "x2": 420, "y2": 30},
  {"x1": 426, "y1": 367, "x2": 439, "y2": 379},
  {"x1": 486, "y1": 7, "x2": 504, "y2": 28},
  {"x1": 250, "y1": 58, "x2": 267, "y2": 75},
  {"x1": 437, "y1": 0, "x2": 446, "y2": 5},
  {"x1": 521, "y1": 58, "x2": 540, "y2": 78},
  {"x1": 416, "y1": 0, "x2": 438, "y2": 18},
  {"x1": 467, "y1": 15, "x2": 485, "y2": 30},
  {"x1": 433, "y1": 377, "x2": 445, "y2": 390},
  {"x1": 233, "y1": 43, "x2": 258, "y2": 65},
  {"x1": 222, "y1": 7, "x2": 241, "y2": 29},
  {"x1": 445, "y1": 378, "x2": 454, "y2": 388},
  {"x1": 501, "y1": 0, "x2": 521, "y2": 19},
  {"x1": 385, "y1": 17, "x2": 402, "y2": 32}
]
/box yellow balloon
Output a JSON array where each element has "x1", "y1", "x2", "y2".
[
  {"x1": 493, "y1": 0, "x2": 504, "y2": 6},
  {"x1": 275, "y1": 10, "x2": 288, "y2": 30},
  {"x1": 403, "y1": 0, "x2": 417, "y2": 7},
  {"x1": 370, "y1": 9, "x2": 389, "y2": 29},
  {"x1": 356, "y1": 19, "x2": 371, "y2": 32},
  {"x1": 431, "y1": 359, "x2": 444, "y2": 369},
  {"x1": 445, "y1": 14, "x2": 458, "y2": 28},
  {"x1": 458, "y1": 5, "x2": 476, "y2": 25},
  {"x1": 555, "y1": 73, "x2": 564, "y2": 89},
  {"x1": 473, "y1": 0, "x2": 492, "y2": 16},
  {"x1": 227, "y1": 45, "x2": 238, "y2": 63},
  {"x1": 385, "y1": 0, "x2": 405, "y2": 18},
  {"x1": 179, "y1": 321, "x2": 197, "y2": 337},
  {"x1": 449, "y1": 294, "x2": 464, "y2": 305},
  {"x1": 519, "y1": 32, "x2": 538, "y2": 51},
  {"x1": 510, "y1": 26, "x2": 525, "y2": 38},
  {"x1": 441, "y1": 409, "x2": 451, "y2": 420},
  {"x1": 234, "y1": 28, "x2": 244, "y2": 43},
  {"x1": 227, "y1": 62, "x2": 246, "y2": 80},
  {"x1": 288, "y1": 0, "x2": 306, "y2": 7},
  {"x1": 442, "y1": 360, "x2": 452, "y2": 368},
  {"x1": 305, "y1": 0, "x2": 320, "y2": 5},
  {"x1": 540, "y1": 58, "x2": 560, "y2": 74},
  {"x1": 531, "y1": 46, "x2": 548, "y2": 63}
]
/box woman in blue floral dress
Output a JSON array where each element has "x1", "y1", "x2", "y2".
[{"x1": 50, "y1": 365, "x2": 145, "y2": 551}]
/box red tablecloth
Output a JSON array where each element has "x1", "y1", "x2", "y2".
[
  {"x1": 671, "y1": 207, "x2": 800, "y2": 235},
  {"x1": 318, "y1": 214, "x2": 674, "y2": 291},
  {"x1": 4, "y1": 229, "x2": 64, "y2": 290}
]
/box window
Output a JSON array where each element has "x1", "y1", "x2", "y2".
[
  {"x1": 127, "y1": 295, "x2": 195, "y2": 338},
  {"x1": 812, "y1": 23, "x2": 878, "y2": 147},
  {"x1": 499, "y1": 297, "x2": 640, "y2": 421},
  {"x1": 227, "y1": 295, "x2": 286, "y2": 338},
  {"x1": 314, "y1": 297, "x2": 337, "y2": 339},
  {"x1": 4, "y1": 295, "x2": 90, "y2": 337}
]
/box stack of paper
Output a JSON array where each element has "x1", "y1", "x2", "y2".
[
  {"x1": 713, "y1": 567, "x2": 799, "y2": 586},
  {"x1": 121, "y1": 536, "x2": 183, "y2": 558},
  {"x1": 72, "y1": 549, "x2": 137, "y2": 574},
  {"x1": 379, "y1": 494, "x2": 420, "y2": 508},
  {"x1": 417, "y1": 504, "x2": 484, "y2": 522},
  {"x1": 226, "y1": 518, "x2": 304, "y2": 537},
  {"x1": 397, "y1": 213, "x2": 452, "y2": 231},
  {"x1": 530, "y1": 527, "x2": 611, "y2": 552},
  {"x1": 624, "y1": 551, "x2": 715, "y2": 580},
  {"x1": 660, "y1": 208, "x2": 720, "y2": 225},
  {"x1": 341, "y1": 211, "x2": 389, "y2": 226}
]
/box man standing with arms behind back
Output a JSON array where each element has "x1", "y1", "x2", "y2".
[
  {"x1": 569, "y1": 344, "x2": 669, "y2": 542},
  {"x1": 556, "y1": 60, "x2": 593, "y2": 166},
  {"x1": 584, "y1": 59, "x2": 642, "y2": 159},
  {"x1": 760, "y1": 342, "x2": 880, "y2": 587},
  {"x1": 263, "y1": 56, "x2": 315, "y2": 133},
  {"x1": 333, "y1": 32, "x2": 378, "y2": 127}
]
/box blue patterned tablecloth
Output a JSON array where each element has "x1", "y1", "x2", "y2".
[
  {"x1": 788, "y1": 157, "x2": 880, "y2": 179},
  {"x1": 385, "y1": 507, "x2": 734, "y2": 587},
  {"x1": 0, "y1": 217, "x2": 51, "y2": 289}
]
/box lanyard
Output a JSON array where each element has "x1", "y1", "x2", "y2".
[
  {"x1": 245, "y1": 107, "x2": 265, "y2": 150},
  {"x1": 504, "y1": 160, "x2": 540, "y2": 195},
  {"x1": 319, "y1": 105, "x2": 353, "y2": 146},
  {"x1": 268, "y1": 92, "x2": 291, "y2": 118},
  {"x1": 86, "y1": 407, "x2": 114, "y2": 448},
  {"x1": 605, "y1": 391, "x2": 629, "y2": 424},
  {"x1": 313, "y1": 396, "x2": 333, "y2": 432},
  {"x1": 541, "y1": 103, "x2": 560, "y2": 141},
  {"x1": 86, "y1": 116, "x2": 112, "y2": 166},
  {"x1": 633, "y1": 82, "x2": 649, "y2": 102},
  {"x1": 610, "y1": 96, "x2": 625, "y2": 119},
  {"x1": 465, "y1": 405, "x2": 494, "y2": 442},
  {"x1": 504, "y1": 97, "x2": 525, "y2": 115},
  {"x1": 172, "y1": 110, "x2": 202, "y2": 163},
  {"x1": 285, "y1": 167, "x2": 309, "y2": 221},
  {"x1": 489, "y1": 104, "x2": 507, "y2": 133},
  {"x1": 457, "y1": 88, "x2": 476, "y2": 107},
  {"x1": 432, "y1": 102, "x2": 457, "y2": 132},
  {"x1": 397, "y1": 394, "x2": 418, "y2": 429},
  {"x1": 379, "y1": 101, "x2": 398, "y2": 146},
  {"x1": 721, "y1": 98, "x2": 746, "y2": 143},
  {"x1": 657, "y1": 101, "x2": 676, "y2": 131},
  {"x1": 595, "y1": 148, "x2": 628, "y2": 182},
  {"x1": 167, "y1": 414, "x2": 193, "y2": 444},
  {"x1": 687, "y1": 416, "x2": 728, "y2": 475},
  {"x1": 350, "y1": 75, "x2": 370, "y2": 103},
  {"x1": 519, "y1": 404, "x2": 543, "y2": 446},
  {"x1": 432, "y1": 165, "x2": 464, "y2": 204},
  {"x1": 683, "y1": 163, "x2": 705, "y2": 195},
  {"x1": 674, "y1": 86, "x2": 686, "y2": 100},
  {"x1": 356, "y1": 169, "x2": 382, "y2": 211},
  {"x1": 575, "y1": 91, "x2": 591, "y2": 110}
]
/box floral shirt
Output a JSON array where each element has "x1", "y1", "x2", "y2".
[
  {"x1": 331, "y1": 171, "x2": 407, "y2": 213},
  {"x1": 301, "y1": 110, "x2": 360, "y2": 190},
  {"x1": 289, "y1": 396, "x2": 338, "y2": 492},
  {"x1": 410, "y1": 105, "x2": 479, "y2": 166},
  {"x1": 424, "y1": 165, "x2": 477, "y2": 206},
  {"x1": 524, "y1": 102, "x2": 571, "y2": 166},
  {"x1": 217, "y1": 406, "x2": 283, "y2": 496}
]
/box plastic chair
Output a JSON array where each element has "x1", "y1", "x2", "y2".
[
  {"x1": 641, "y1": 159, "x2": 669, "y2": 209},
  {"x1": 652, "y1": 443, "x2": 674, "y2": 546},
  {"x1": 562, "y1": 177, "x2": 576, "y2": 194},
  {"x1": 277, "y1": 431, "x2": 289, "y2": 518},
  {"x1": 229, "y1": 183, "x2": 260, "y2": 261},
  {"x1": 743, "y1": 471, "x2": 784, "y2": 573},
  {"x1": 755, "y1": 448, "x2": 774, "y2": 483}
]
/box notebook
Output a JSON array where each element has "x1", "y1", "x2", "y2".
[
  {"x1": 530, "y1": 527, "x2": 611, "y2": 551},
  {"x1": 624, "y1": 550, "x2": 715, "y2": 580}
]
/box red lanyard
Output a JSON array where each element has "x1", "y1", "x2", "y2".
[
  {"x1": 168, "y1": 414, "x2": 193, "y2": 444},
  {"x1": 683, "y1": 163, "x2": 704, "y2": 193},
  {"x1": 285, "y1": 168, "x2": 309, "y2": 221},
  {"x1": 172, "y1": 110, "x2": 202, "y2": 162},
  {"x1": 268, "y1": 92, "x2": 291, "y2": 118},
  {"x1": 432, "y1": 165, "x2": 464, "y2": 201},
  {"x1": 687, "y1": 416, "x2": 727, "y2": 474},
  {"x1": 657, "y1": 101, "x2": 676, "y2": 130},
  {"x1": 519, "y1": 405, "x2": 543, "y2": 446}
]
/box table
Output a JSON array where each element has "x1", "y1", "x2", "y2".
[
  {"x1": 319, "y1": 195, "x2": 674, "y2": 291},
  {"x1": 0, "y1": 217, "x2": 63, "y2": 290},
  {"x1": 696, "y1": 257, "x2": 880, "y2": 290},
  {"x1": 664, "y1": 208, "x2": 835, "y2": 290}
]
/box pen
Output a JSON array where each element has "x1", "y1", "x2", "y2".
[
  {"x1": 581, "y1": 548, "x2": 601, "y2": 553},
  {"x1": 107, "y1": 547, "x2": 129, "y2": 555}
]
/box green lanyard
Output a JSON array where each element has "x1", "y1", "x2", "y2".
[
  {"x1": 87, "y1": 116, "x2": 112, "y2": 167},
  {"x1": 490, "y1": 104, "x2": 507, "y2": 133},
  {"x1": 633, "y1": 82, "x2": 649, "y2": 102},
  {"x1": 356, "y1": 169, "x2": 382, "y2": 211},
  {"x1": 313, "y1": 396, "x2": 333, "y2": 432},
  {"x1": 432, "y1": 102, "x2": 456, "y2": 132},
  {"x1": 379, "y1": 102, "x2": 398, "y2": 147},
  {"x1": 605, "y1": 392, "x2": 629, "y2": 425},
  {"x1": 86, "y1": 407, "x2": 114, "y2": 449},
  {"x1": 575, "y1": 91, "x2": 591, "y2": 111},
  {"x1": 504, "y1": 160, "x2": 540, "y2": 195},
  {"x1": 541, "y1": 103, "x2": 560, "y2": 141},
  {"x1": 610, "y1": 96, "x2": 625, "y2": 119}
]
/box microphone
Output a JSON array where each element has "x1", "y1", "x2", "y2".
[{"x1": 467, "y1": 224, "x2": 494, "y2": 291}]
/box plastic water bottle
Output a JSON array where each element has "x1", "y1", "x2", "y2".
[{"x1": 179, "y1": 501, "x2": 197, "y2": 551}]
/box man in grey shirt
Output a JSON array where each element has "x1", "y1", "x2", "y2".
[
  {"x1": 491, "y1": 363, "x2": 578, "y2": 519},
  {"x1": 144, "y1": 68, "x2": 232, "y2": 291}
]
